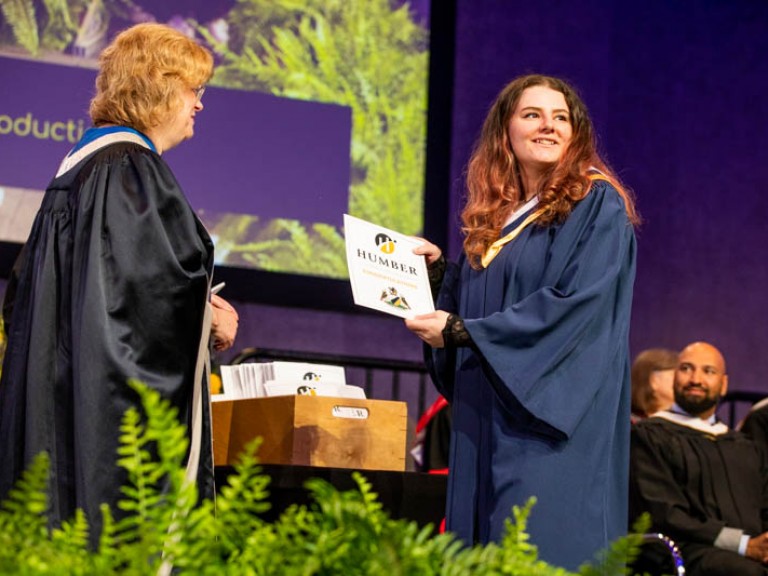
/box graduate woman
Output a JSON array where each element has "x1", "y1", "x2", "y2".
[
  {"x1": 0, "y1": 23, "x2": 238, "y2": 544},
  {"x1": 406, "y1": 74, "x2": 638, "y2": 570}
]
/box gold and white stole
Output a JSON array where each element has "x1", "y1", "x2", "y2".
[{"x1": 480, "y1": 173, "x2": 612, "y2": 268}]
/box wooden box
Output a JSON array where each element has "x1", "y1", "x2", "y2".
[{"x1": 211, "y1": 395, "x2": 408, "y2": 471}]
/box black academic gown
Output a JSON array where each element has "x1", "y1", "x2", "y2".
[
  {"x1": 630, "y1": 416, "x2": 768, "y2": 575},
  {"x1": 0, "y1": 140, "x2": 215, "y2": 544},
  {"x1": 429, "y1": 180, "x2": 636, "y2": 570},
  {"x1": 742, "y1": 403, "x2": 768, "y2": 448}
]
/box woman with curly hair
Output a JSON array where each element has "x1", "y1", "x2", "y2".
[
  {"x1": 0, "y1": 23, "x2": 238, "y2": 545},
  {"x1": 406, "y1": 74, "x2": 638, "y2": 570}
]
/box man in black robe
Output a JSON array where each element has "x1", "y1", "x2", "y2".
[
  {"x1": 742, "y1": 400, "x2": 768, "y2": 447},
  {"x1": 629, "y1": 341, "x2": 768, "y2": 575}
]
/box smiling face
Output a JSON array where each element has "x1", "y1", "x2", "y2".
[
  {"x1": 673, "y1": 342, "x2": 729, "y2": 419},
  {"x1": 507, "y1": 85, "x2": 573, "y2": 191}
]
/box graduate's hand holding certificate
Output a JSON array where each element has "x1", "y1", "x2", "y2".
[
  {"x1": 411, "y1": 237, "x2": 443, "y2": 265},
  {"x1": 344, "y1": 214, "x2": 435, "y2": 319},
  {"x1": 404, "y1": 310, "x2": 451, "y2": 348}
]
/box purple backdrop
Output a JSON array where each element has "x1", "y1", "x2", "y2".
[
  {"x1": 0, "y1": 56, "x2": 351, "y2": 223},
  {"x1": 167, "y1": 87, "x2": 350, "y2": 221}
]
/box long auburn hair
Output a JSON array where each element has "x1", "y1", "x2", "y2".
[{"x1": 462, "y1": 74, "x2": 639, "y2": 269}]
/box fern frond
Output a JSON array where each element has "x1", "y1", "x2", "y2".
[
  {"x1": 215, "y1": 439, "x2": 271, "y2": 555},
  {"x1": 0, "y1": 451, "x2": 49, "y2": 536},
  {"x1": 51, "y1": 508, "x2": 90, "y2": 550},
  {"x1": 351, "y1": 471, "x2": 384, "y2": 519},
  {"x1": 40, "y1": 0, "x2": 77, "y2": 51},
  {"x1": 109, "y1": 380, "x2": 195, "y2": 572},
  {"x1": 0, "y1": 0, "x2": 39, "y2": 54},
  {"x1": 576, "y1": 515, "x2": 649, "y2": 576}
]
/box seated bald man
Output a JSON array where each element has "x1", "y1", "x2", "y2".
[{"x1": 629, "y1": 341, "x2": 768, "y2": 576}]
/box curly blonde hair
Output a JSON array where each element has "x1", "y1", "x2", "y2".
[
  {"x1": 89, "y1": 23, "x2": 213, "y2": 134},
  {"x1": 462, "y1": 74, "x2": 639, "y2": 269}
]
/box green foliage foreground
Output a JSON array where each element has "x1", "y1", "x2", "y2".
[{"x1": 0, "y1": 381, "x2": 644, "y2": 575}]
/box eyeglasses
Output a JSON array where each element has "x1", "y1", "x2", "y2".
[{"x1": 193, "y1": 85, "x2": 206, "y2": 101}]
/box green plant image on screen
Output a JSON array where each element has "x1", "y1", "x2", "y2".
[{"x1": 0, "y1": 0, "x2": 429, "y2": 280}]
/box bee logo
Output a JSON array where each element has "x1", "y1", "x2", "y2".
[
  {"x1": 297, "y1": 385, "x2": 317, "y2": 396},
  {"x1": 303, "y1": 372, "x2": 321, "y2": 381},
  {"x1": 375, "y1": 233, "x2": 396, "y2": 254}
]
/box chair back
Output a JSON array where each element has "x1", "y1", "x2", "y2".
[{"x1": 717, "y1": 391, "x2": 767, "y2": 428}]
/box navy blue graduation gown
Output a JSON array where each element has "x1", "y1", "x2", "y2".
[
  {"x1": 0, "y1": 141, "x2": 215, "y2": 544},
  {"x1": 430, "y1": 180, "x2": 636, "y2": 570}
]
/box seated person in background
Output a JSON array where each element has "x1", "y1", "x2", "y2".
[
  {"x1": 630, "y1": 348, "x2": 678, "y2": 423},
  {"x1": 629, "y1": 341, "x2": 768, "y2": 576},
  {"x1": 741, "y1": 397, "x2": 768, "y2": 446}
]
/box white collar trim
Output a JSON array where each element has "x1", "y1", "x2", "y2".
[
  {"x1": 503, "y1": 195, "x2": 540, "y2": 228},
  {"x1": 56, "y1": 131, "x2": 151, "y2": 177},
  {"x1": 651, "y1": 410, "x2": 730, "y2": 435}
]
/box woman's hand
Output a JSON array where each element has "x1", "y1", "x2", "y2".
[
  {"x1": 210, "y1": 294, "x2": 239, "y2": 352},
  {"x1": 405, "y1": 310, "x2": 450, "y2": 348},
  {"x1": 412, "y1": 238, "x2": 443, "y2": 266}
]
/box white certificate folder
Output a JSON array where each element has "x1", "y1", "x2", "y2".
[{"x1": 344, "y1": 214, "x2": 435, "y2": 318}]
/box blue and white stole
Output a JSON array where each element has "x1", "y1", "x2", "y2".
[{"x1": 56, "y1": 126, "x2": 156, "y2": 177}]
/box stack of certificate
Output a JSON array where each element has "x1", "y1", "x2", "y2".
[{"x1": 215, "y1": 361, "x2": 366, "y2": 401}]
